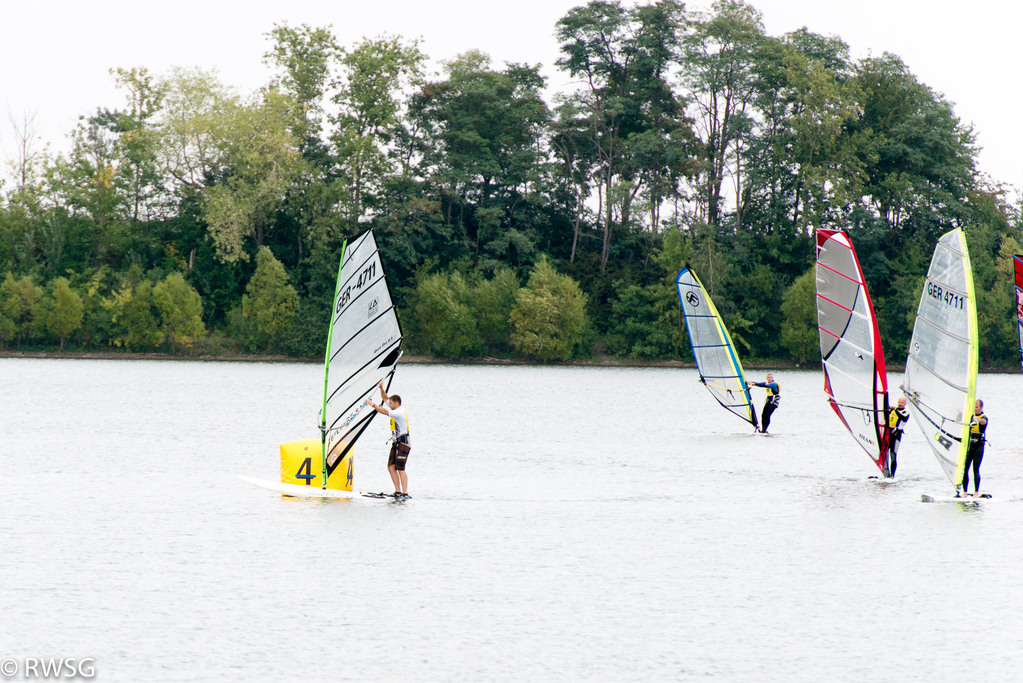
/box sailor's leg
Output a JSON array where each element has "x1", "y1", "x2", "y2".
[
  {"x1": 962, "y1": 450, "x2": 974, "y2": 493},
  {"x1": 972, "y1": 446, "x2": 984, "y2": 493},
  {"x1": 890, "y1": 436, "x2": 900, "y2": 477},
  {"x1": 387, "y1": 443, "x2": 402, "y2": 492}
]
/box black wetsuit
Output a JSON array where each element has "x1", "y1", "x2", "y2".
[
  {"x1": 886, "y1": 406, "x2": 909, "y2": 477},
  {"x1": 962, "y1": 412, "x2": 988, "y2": 493},
  {"x1": 751, "y1": 381, "x2": 780, "y2": 433}
]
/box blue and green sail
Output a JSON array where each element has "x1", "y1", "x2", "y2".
[
  {"x1": 676, "y1": 265, "x2": 758, "y2": 429},
  {"x1": 1014, "y1": 254, "x2": 1023, "y2": 372}
]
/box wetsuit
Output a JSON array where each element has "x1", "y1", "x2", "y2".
[
  {"x1": 751, "y1": 381, "x2": 780, "y2": 433},
  {"x1": 886, "y1": 406, "x2": 909, "y2": 477},
  {"x1": 961, "y1": 411, "x2": 987, "y2": 494}
]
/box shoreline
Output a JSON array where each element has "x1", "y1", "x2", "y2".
[{"x1": 2, "y1": 348, "x2": 1018, "y2": 373}]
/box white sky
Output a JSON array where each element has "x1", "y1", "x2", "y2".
[{"x1": 2, "y1": 0, "x2": 1020, "y2": 200}]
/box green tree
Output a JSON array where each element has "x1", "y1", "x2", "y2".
[
  {"x1": 153, "y1": 272, "x2": 205, "y2": 351},
  {"x1": 413, "y1": 271, "x2": 481, "y2": 357},
  {"x1": 46, "y1": 277, "x2": 84, "y2": 350},
  {"x1": 264, "y1": 22, "x2": 339, "y2": 145},
  {"x1": 779, "y1": 268, "x2": 817, "y2": 363},
  {"x1": 331, "y1": 35, "x2": 426, "y2": 231},
  {"x1": 680, "y1": 0, "x2": 765, "y2": 227},
  {"x1": 412, "y1": 51, "x2": 549, "y2": 269},
  {"x1": 100, "y1": 67, "x2": 167, "y2": 224},
  {"x1": 782, "y1": 51, "x2": 863, "y2": 232},
  {"x1": 509, "y1": 256, "x2": 589, "y2": 360},
  {"x1": 201, "y1": 90, "x2": 303, "y2": 261},
  {"x1": 605, "y1": 280, "x2": 664, "y2": 358},
  {"x1": 46, "y1": 114, "x2": 126, "y2": 258},
  {"x1": 151, "y1": 69, "x2": 303, "y2": 261},
  {"x1": 470, "y1": 268, "x2": 520, "y2": 353},
  {"x1": 104, "y1": 277, "x2": 161, "y2": 351},
  {"x1": 1, "y1": 273, "x2": 46, "y2": 346},
  {"x1": 556, "y1": 0, "x2": 687, "y2": 269},
  {"x1": 242, "y1": 247, "x2": 299, "y2": 343},
  {"x1": 852, "y1": 53, "x2": 977, "y2": 239}
]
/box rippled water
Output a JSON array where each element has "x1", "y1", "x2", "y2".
[{"x1": 1, "y1": 358, "x2": 1021, "y2": 682}]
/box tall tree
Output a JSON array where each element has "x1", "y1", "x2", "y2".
[
  {"x1": 412, "y1": 51, "x2": 549, "y2": 269},
  {"x1": 151, "y1": 69, "x2": 303, "y2": 261},
  {"x1": 264, "y1": 22, "x2": 339, "y2": 148},
  {"x1": 679, "y1": 0, "x2": 765, "y2": 227},
  {"x1": 556, "y1": 0, "x2": 687, "y2": 270},
  {"x1": 852, "y1": 53, "x2": 977, "y2": 239},
  {"x1": 331, "y1": 35, "x2": 426, "y2": 234}
]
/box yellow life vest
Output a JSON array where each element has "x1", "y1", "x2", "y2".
[
  {"x1": 888, "y1": 408, "x2": 908, "y2": 429},
  {"x1": 971, "y1": 412, "x2": 986, "y2": 434},
  {"x1": 390, "y1": 408, "x2": 410, "y2": 433}
]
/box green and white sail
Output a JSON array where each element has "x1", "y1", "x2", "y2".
[
  {"x1": 903, "y1": 228, "x2": 978, "y2": 488},
  {"x1": 320, "y1": 231, "x2": 403, "y2": 479}
]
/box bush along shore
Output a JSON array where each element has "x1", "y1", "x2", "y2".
[{"x1": 1, "y1": 1, "x2": 1020, "y2": 367}]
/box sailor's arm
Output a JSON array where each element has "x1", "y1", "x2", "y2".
[
  {"x1": 378, "y1": 380, "x2": 389, "y2": 402},
  {"x1": 364, "y1": 399, "x2": 389, "y2": 416}
]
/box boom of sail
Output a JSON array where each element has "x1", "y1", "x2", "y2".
[
  {"x1": 815, "y1": 229, "x2": 891, "y2": 476},
  {"x1": 677, "y1": 265, "x2": 758, "y2": 429},
  {"x1": 903, "y1": 228, "x2": 978, "y2": 488},
  {"x1": 320, "y1": 230, "x2": 403, "y2": 479}
]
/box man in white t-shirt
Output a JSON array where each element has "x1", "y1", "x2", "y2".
[{"x1": 364, "y1": 381, "x2": 411, "y2": 498}]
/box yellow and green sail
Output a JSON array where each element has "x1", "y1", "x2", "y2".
[
  {"x1": 676, "y1": 265, "x2": 758, "y2": 429},
  {"x1": 903, "y1": 229, "x2": 978, "y2": 489}
]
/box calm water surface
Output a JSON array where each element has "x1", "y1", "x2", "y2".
[{"x1": 1, "y1": 359, "x2": 1021, "y2": 681}]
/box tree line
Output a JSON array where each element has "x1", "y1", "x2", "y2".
[{"x1": 1, "y1": 0, "x2": 1020, "y2": 364}]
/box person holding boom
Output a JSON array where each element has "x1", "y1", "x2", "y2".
[
  {"x1": 364, "y1": 381, "x2": 412, "y2": 499},
  {"x1": 961, "y1": 398, "x2": 988, "y2": 497},
  {"x1": 747, "y1": 373, "x2": 780, "y2": 434}
]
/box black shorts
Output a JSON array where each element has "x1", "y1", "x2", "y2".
[{"x1": 388, "y1": 442, "x2": 411, "y2": 471}]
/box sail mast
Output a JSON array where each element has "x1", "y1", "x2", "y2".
[{"x1": 319, "y1": 239, "x2": 348, "y2": 489}]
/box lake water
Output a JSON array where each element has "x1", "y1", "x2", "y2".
[{"x1": 1, "y1": 358, "x2": 1021, "y2": 681}]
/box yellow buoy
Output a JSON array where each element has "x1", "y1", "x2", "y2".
[{"x1": 279, "y1": 438, "x2": 353, "y2": 491}]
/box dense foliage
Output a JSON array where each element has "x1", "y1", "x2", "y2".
[{"x1": 1, "y1": 1, "x2": 1020, "y2": 364}]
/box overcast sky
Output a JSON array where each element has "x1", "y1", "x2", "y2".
[{"x1": 2, "y1": 0, "x2": 1020, "y2": 198}]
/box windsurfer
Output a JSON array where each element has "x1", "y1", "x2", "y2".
[
  {"x1": 747, "y1": 374, "x2": 780, "y2": 434},
  {"x1": 886, "y1": 397, "x2": 910, "y2": 477},
  {"x1": 961, "y1": 399, "x2": 988, "y2": 497},
  {"x1": 365, "y1": 381, "x2": 411, "y2": 498}
]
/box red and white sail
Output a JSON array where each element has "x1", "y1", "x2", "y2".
[{"x1": 815, "y1": 230, "x2": 891, "y2": 476}]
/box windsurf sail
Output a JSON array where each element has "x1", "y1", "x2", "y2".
[
  {"x1": 676, "y1": 265, "x2": 758, "y2": 429},
  {"x1": 815, "y1": 230, "x2": 890, "y2": 476},
  {"x1": 319, "y1": 230, "x2": 403, "y2": 486},
  {"x1": 903, "y1": 228, "x2": 978, "y2": 489},
  {"x1": 1014, "y1": 254, "x2": 1023, "y2": 372}
]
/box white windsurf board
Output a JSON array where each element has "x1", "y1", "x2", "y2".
[
  {"x1": 920, "y1": 493, "x2": 992, "y2": 504},
  {"x1": 238, "y1": 475, "x2": 358, "y2": 499}
]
